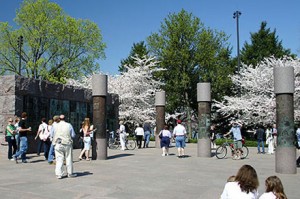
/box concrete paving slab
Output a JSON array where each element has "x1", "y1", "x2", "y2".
[{"x1": 1, "y1": 142, "x2": 300, "y2": 199}]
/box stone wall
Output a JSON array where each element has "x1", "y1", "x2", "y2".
[{"x1": 0, "y1": 75, "x2": 119, "y2": 153}]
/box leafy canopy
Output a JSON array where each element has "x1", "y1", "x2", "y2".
[
  {"x1": 147, "y1": 9, "x2": 234, "y2": 113},
  {"x1": 240, "y1": 21, "x2": 295, "y2": 67},
  {"x1": 0, "y1": 0, "x2": 106, "y2": 83}
]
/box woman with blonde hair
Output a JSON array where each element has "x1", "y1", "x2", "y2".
[
  {"x1": 221, "y1": 164, "x2": 259, "y2": 199},
  {"x1": 78, "y1": 118, "x2": 93, "y2": 161},
  {"x1": 259, "y1": 176, "x2": 287, "y2": 199}
]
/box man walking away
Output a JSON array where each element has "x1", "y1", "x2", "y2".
[{"x1": 52, "y1": 115, "x2": 76, "y2": 179}]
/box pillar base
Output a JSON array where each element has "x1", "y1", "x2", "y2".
[
  {"x1": 96, "y1": 138, "x2": 107, "y2": 160},
  {"x1": 275, "y1": 147, "x2": 296, "y2": 174},
  {"x1": 197, "y1": 138, "x2": 211, "y2": 157}
]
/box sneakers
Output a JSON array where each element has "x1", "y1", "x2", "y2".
[
  {"x1": 22, "y1": 160, "x2": 28, "y2": 163},
  {"x1": 12, "y1": 155, "x2": 18, "y2": 164},
  {"x1": 68, "y1": 173, "x2": 77, "y2": 178},
  {"x1": 56, "y1": 175, "x2": 62, "y2": 179}
]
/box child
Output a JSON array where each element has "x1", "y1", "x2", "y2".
[{"x1": 259, "y1": 176, "x2": 287, "y2": 199}]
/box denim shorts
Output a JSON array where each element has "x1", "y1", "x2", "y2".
[
  {"x1": 175, "y1": 136, "x2": 186, "y2": 148},
  {"x1": 234, "y1": 140, "x2": 242, "y2": 149}
]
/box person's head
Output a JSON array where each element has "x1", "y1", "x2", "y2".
[
  {"x1": 59, "y1": 114, "x2": 65, "y2": 121},
  {"x1": 83, "y1": 118, "x2": 90, "y2": 127},
  {"x1": 53, "y1": 115, "x2": 60, "y2": 123},
  {"x1": 119, "y1": 121, "x2": 124, "y2": 125},
  {"x1": 227, "y1": 175, "x2": 235, "y2": 182},
  {"x1": 48, "y1": 119, "x2": 53, "y2": 125},
  {"x1": 273, "y1": 124, "x2": 276, "y2": 128},
  {"x1": 211, "y1": 124, "x2": 215, "y2": 130},
  {"x1": 7, "y1": 118, "x2": 13, "y2": 124},
  {"x1": 177, "y1": 120, "x2": 182, "y2": 124},
  {"x1": 164, "y1": 125, "x2": 169, "y2": 130},
  {"x1": 139, "y1": 123, "x2": 143, "y2": 128},
  {"x1": 235, "y1": 165, "x2": 259, "y2": 193},
  {"x1": 15, "y1": 117, "x2": 20, "y2": 123},
  {"x1": 21, "y1": 112, "x2": 27, "y2": 119},
  {"x1": 41, "y1": 117, "x2": 46, "y2": 123},
  {"x1": 265, "y1": 176, "x2": 287, "y2": 199}
]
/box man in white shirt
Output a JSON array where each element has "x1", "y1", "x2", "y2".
[
  {"x1": 135, "y1": 124, "x2": 144, "y2": 149},
  {"x1": 173, "y1": 120, "x2": 187, "y2": 158},
  {"x1": 53, "y1": 115, "x2": 76, "y2": 179}
]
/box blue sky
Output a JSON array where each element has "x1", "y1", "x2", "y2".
[{"x1": 1, "y1": 0, "x2": 300, "y2": 75}]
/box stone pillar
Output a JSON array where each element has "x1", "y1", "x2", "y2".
[
  {"x1": 155, "y1": 91, "x2": 165, "y2": 148},
  {"x1": 197, "y1": 83, "x2": 211, "y2": 157},
  {"x1": 274, "y1": 67, "x2": 296, "y2": 174},
  {"x1": 92, "y1": 74, "x2": 107, "y2": 160}
]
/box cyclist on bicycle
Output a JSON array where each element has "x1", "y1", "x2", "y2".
[{"x1": 224, "y1": 121, "x2": 243, "y2": 160}]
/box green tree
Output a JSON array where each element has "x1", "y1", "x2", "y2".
[
  {"x1": 240, "y1": 21, "x2": 295, "y2": 66},
  {"x1": 118, "y1": 41, "x2": 149, "y2": 73},
  {"x1": 147, "y1": 9, "x2": 233, "y2": 112},
  {"x1": 147, "y1": 10, "x2": 233, "y2": 136},
  {"x1": 0, "y1": 0, "x2": 106, "y2": 83}
]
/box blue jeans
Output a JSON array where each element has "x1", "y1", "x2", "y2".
[
  {"x1": 257, "y1": 138, "x2": 265, "y2": 153},
  {"x1": 48, "y1": 143, "x2": 55, "y2": 163},
  {"x1": 14, "y1": 136, "x2": 28, "y2": 161},
  {"x1": 144, "y1": 131, "x2": 151, "y2": 147}
]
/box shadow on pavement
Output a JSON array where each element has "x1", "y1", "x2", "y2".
[{"x1": 108, "y1": 153, "x2": 134, "y2": 160}]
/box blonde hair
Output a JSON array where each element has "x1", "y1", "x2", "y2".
[{"x1": 265, "y1": 176, "x2": 287, "y2": 199}]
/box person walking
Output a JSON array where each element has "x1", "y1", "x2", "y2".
[
  {"x1": 271, "y1": 124, "x2": 278, "y2": 149},
  {"x1": 48, "y1": 116, "x2": 59, "y2": 164},
  {"x1": 224, "y1": 121, "x2": 243, "y2": 160},
  {"x1": 221, "y1": 164, "x2": 259, "y2": 199},
  {"x1": 5, "y1": 118, "x2": 17, "y2": 160},
  {"x1": 12, "y1": 112, "x2": 31, "y2": 163},
  {"x1": 119, "y1": 121, "x2": 126, "y2": 151},
  {"x1": 78, "y1": 118, "x2": 93, "y2": 161},
  {"x1": 143, "y1": 121, "x2": 151, "y2": 148},
  {"x1": 210, "y1": 124, "x2": 217, "y2": 149},
  {"x1": 256, "y1": 125, "x2": 265, "y2": 154},
  {"x1": 266, "y1": 126, "x2": 274, "y2": 154},
  {"x1": 135, "y1": 123, "x2": 144, "y2": 149},
  {"x1": 159, "y1": 125, "x2": 172, "y2": 156},
  {"x1": 173, "y1": 120, "x2": 187, "y2": 158},
  {"x1": 296, "y1": 125, "x2": 300, "y2": 149},
  {"x1": 14, "y1": 117, "x2": 20, "y2": 152},
  {"x1": 52, "y1": 114, "x2": 76, "y2": 179},
  {"x1": 35, "y1": 117, "x2": 51, "y2": 160},
  {"x1": 259, "y1": 176, "x2": 287, "y2": 199}
]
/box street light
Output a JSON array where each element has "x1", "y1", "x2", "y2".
[
  {"x1": 233, "y1": 11, "x2": 241, "y2": 97},
  {"x1": 17, "y1": 35, "x2": 23, "y2": 75}
]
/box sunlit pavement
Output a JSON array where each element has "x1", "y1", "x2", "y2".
[{"x1": 1, "y1": 142, "x2": 300, "y2": 199}]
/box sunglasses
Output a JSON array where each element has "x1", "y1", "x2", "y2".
[{"x1": 9, "y1": 121, "x2": 13, "y2": 122}]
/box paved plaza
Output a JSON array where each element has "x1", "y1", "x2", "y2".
[{"x1": 1, "y1": 141, "x2": 300, "y2": 199}]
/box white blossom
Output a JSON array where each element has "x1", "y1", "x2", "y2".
[{"x1": 214, "y1": 56, "x2": 300, "y2": 126}]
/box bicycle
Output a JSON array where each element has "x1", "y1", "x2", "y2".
[
  {"x1": 215, "y1": 137, "x2": 249, "y2": 159},
  {"x1": 107, "y1": 131, "x2": 136, "y2": 150}
]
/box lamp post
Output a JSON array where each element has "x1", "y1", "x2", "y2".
[
  {"x1": 17, "y1": 35, "x2": 23, "y2": 75},
  {"x1": 233, "y1": 11, "x2": 241, "y2": 97}
]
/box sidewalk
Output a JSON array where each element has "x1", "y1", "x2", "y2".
[{"x1": 1, "y1": 142, "x2": 300, "y2": 199}]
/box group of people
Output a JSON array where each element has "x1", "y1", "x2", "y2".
[
  {"x1": 118, "y1": 121, "x2": 152, "y2": 151},
  {"x1": 221, "y1": 164, "x2": 287, "y2": 199},
  {"x1": 4, "y1": 112, "x2": 77, "y2": 179},
  {"x1": 4, "y1": 112, "x2": 31, "y2": 163},
  {"x1": 158, "y1": 119, "x2": 187, "y2": 158},
  {"x1": 255, "y1": 124, "x2": 278, "y2": 155}
]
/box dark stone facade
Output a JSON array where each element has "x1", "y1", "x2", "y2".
[{"x1": 0, "y1": 75, "x2": 119, "y2": 153}]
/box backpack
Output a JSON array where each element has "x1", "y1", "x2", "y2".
[{"x1": 39, "y1": 123, "x2": 50, "y2": 141}]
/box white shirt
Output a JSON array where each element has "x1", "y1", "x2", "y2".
[
  {"x1": 135, "y1": 127, "x2": 144, "y2": 136},
  {"x1": 173, "y1": 124, "x2": 186, "y2": 136},
  {"x1": 221, "y1": 182, "x2": 259, "y2": 199},
  {"x1": 259, "y1": 192, "x2": 276, "y2": 199}
]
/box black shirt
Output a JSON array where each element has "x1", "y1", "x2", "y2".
[{"x1": 19, "y1": 119, "x2": 29, "y2": 137}]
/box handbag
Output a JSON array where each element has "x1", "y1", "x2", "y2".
[{"x1": 159, "y1": 130, "x2": 163, "y2": 139}]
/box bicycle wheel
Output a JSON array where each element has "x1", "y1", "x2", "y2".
[
  {"x1": 240, "y1": 146, "x2": 249, "y2": 159},
  {"x1": 108, "y1": 138, "x2": 119, "y2": 149},
  {"x1": 215, "y1": 145, "x2": 227, "y2": 159},
  {"x1": 126, "y1": 139, "x2": 136, "y2": 150}
]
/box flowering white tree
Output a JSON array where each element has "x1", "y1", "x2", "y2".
[
  {"x1": 67, "y1": 55, "x2": 164, "y2": 124},
  {"x1": 214, "y1": 56, "x2": 300, "y2": 126}
]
